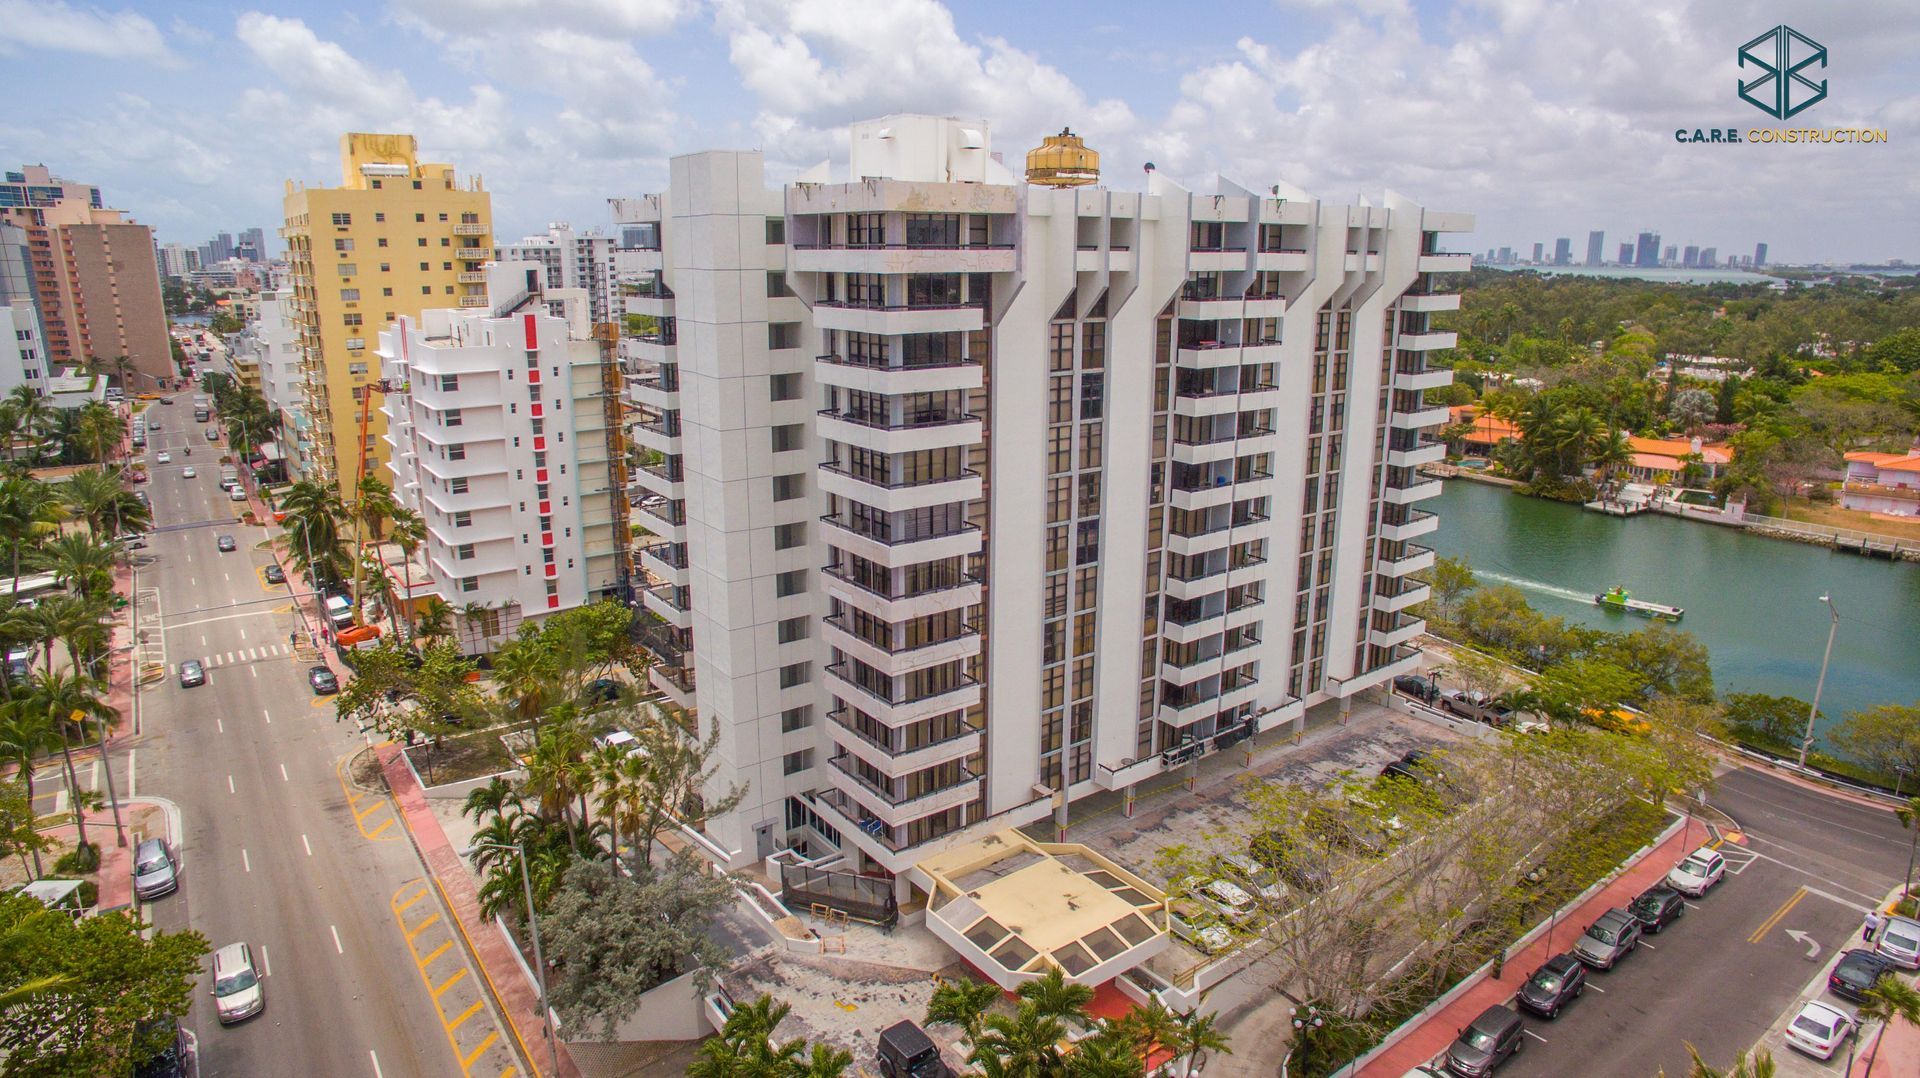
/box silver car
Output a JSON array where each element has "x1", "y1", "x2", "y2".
[
  {"x1": 132, "y1": 838, "x2": 177, "y2": 900},
  {"x1": 1573, "y1": 908, "x2": 1642, "y2": 970},
  {"x1": 210, "y1": 941, "x2": 264, "y2": 1023}
]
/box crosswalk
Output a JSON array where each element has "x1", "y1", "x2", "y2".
[{"x1": 170, "y1": 643, "x2": 298, "y2": 673}]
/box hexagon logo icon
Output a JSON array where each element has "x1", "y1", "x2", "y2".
[{"x1": 1739, "y1": 25, "x2": 1827, "y2": 119}]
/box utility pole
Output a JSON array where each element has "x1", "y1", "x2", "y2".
[
  {"x1": 472, "y1": 841, "x2": 559, "y2": 1077},
  {"x1": 1798, "y1": 595, "x2": 1839, "y2": 768}
]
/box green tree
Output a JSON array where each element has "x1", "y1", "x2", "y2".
[
  {"x1": 1678, "y1": 1044, "x2": 1775, "y2": 1078},
  {"x1": 1867, "y1": 327, "x2": 1920, "y2": 373},
  {"x1": 688, "y1": 994, "x2": 812, "y2": 1078},
  {"x1": 24, "y1": 670, "x2": 117, "y2": 851},
  {"x1": 278, "y1": 479, "x2": 350, "y2": 589},
  {"x1": 1858, "y1": 976, "x2": 1920, "y2": 1078},
  {"x1": 0, "y1": 890, "x2": 208, "y2": 1075},
  {"x1": 0, "y1": 714, "x2": 57, "y2": 876},
  {"x1": 0, "y1": 778, "x2": 49, "y2": 882},
  {"x1": 38, "y1": 533, "x2": 117, "y2": 600},
  {"x1": 1721, "y1": 693, "x2": 1812, "y2": 749},
  {"x1": 1419, "y1": 555, "x2": 1477, "y2": 626},
  {"x1": 542, "y1": 853, "x2": 735, "y2": 1039},
  {"x1": 926, "y1": 976, "x2": 1002, "y2": 1045},
  {"x1": 1590, "y1": 625, "x2": 1714, "y2": 702},
  {"x1": 1831, "y1": 703, "x2": 1920, "y2": 784},
  {"x1": 1510, "y1": 656, "x2": 1646, "y2": 724}
]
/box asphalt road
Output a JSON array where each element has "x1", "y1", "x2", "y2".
[
  {"x1": 128, "y1": 396, "x2": 511, "y2": 1078},
  {"x1": 1503, "y1": 766, "x2": 1907, "y2": 1078}
]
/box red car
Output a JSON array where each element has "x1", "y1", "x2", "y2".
[{"x1": 131, "y1": 471, "x2": 149, "y2": 483}]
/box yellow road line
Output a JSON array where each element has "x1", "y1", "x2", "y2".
[
  {"x1": 422, "y1": 873, "x2": 544, "y2": 1078},
  {"x1": 365, "y1": 817, "x2": 396, "y2": 839},
  {"x1": 354, "y1": 800, "x2": 389, "y2": 822},
  {"x1": 417, "y1": 939, "x2": 453, "y2": 968},
  {"x1": 498, "y1": 1067, "x2": 518, "y2": 1078},
  {"x1": 447, "y1": 999, "x2": 486, "y2": 1030},
  {"x1": 432, "y1": 967, "x2": 469, "y2": 1000},
  {"x1": 1749, "y1": 886, "x2": 1807, "y2": 944},
  {"x1": 406, "y1": 913, "x2": 442, "y2": 942},
  {"x1": 460, "y1": 1032, "x2": 500, "y2": 1070},
  {"x1": 394, "y1": 889, "x2": 431, "y2": 916}
]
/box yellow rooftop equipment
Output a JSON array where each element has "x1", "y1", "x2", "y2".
[{"x1": 1026, "y1": 128, "x2": 1100, "y2": 187}]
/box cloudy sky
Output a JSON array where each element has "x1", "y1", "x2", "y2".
[{"x1": 2, "y1": 0, "x2": 1915, "y2": 264}]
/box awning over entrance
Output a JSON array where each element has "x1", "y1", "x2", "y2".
[{"x1": 912, "y1": 830, "x2": 1169, "y2": 989}]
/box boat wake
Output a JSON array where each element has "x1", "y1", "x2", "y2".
[{"x1": 1469, "y1": 570, "x2": 1597, "y2": 606}]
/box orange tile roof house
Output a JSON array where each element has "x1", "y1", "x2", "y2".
[
  {"x1": 1623, "y1": 435, "x2": 1733, "y2": 481},
  {"x1": 1841, "y1": 448, "x2": 1920, "y2": 517},
  {"x1": 1447, "y1": 404, "x2": 1519, "y2": 455}
]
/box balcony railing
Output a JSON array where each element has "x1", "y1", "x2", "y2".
[
  {"x1": 828, "y1": 707, "x2": 982, "y2": 756},
  {"x1": 816, "y1": 352, "x2": 977, "y2": 372},
  {"x1": 819, "y1": 516, "x2": 979, "y2": 548},
  {"x1": 794, "y1": 243, "x2": 1014, "y2": 252},
  {"x1": 817, "y1": 408, "x2": 978, "y2": 431},
  {"x1": 825, "y1": 663, "x2": 979, "y2": 710},
  {"x1": 813, "y1": 300, "x2": 985, "y2": 313},
  {"x1": 819, "y1": 462, "x2": 979, "y2": 490},
  {"x1": 827, "y1": 754, "x2": 982, "y2": 808},
  {"x1": 824, "y1": 614, "x2": 979, "y2": 657},
  {"x1": 822, "y1": 565, "x2": 982, "y2": 602}
]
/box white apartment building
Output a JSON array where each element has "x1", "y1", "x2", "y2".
[
  {"x1": 611, "y1": 114, "x2": 1470, "y2": 893},
  {"x1": 495, "y1": 223, "x2": 615, "y2": 330},
  {"x1": 377, "y1": 261, "x2": 623, "y2": 652},
  {"x1": 0, "y1": 221, "x2": 48, "y2": 397},
  {"x1": 243, "y1": 288, "x2": 305, "y2": 415}
]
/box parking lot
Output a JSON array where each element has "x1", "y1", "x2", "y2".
[{"x1": 1501, "y1": 767, "x2": 1903, "y2": 1077}]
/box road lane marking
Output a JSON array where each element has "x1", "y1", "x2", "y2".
[
  {"x1": 331, "y1": 925, "x2": 343, "y2": 954},
  {"x1": 241, "y1": 849, "x2": 250, "y2": 873},
  {"x1": 1523, "y1": 1030, "x2": 1549, "y2": 1044},
  {"x1": 261, "y1": 945, "x2": 271, "y2": 976},
  {"x1": 1585, "y1": 984, "x2": 1605, "y2": 993},
  {"x1": 406, "y1": 914, "x2": 442, "y2": 942},
  {"x1": 127, "y1": 749, "x2": 136, "y2": 798},
  {"x1": 394, "y1": 889, "x2": 430, "y2": 915},
  {"x1": 447, "y1": 998, "x2": 485, "y2": 1030},
  {"x1": 239, "y1": 626, "x2": 247, "y2": 640},
  {"x1": 264, "y1": 708, "x2": 272, "y2": 725},
  {"x1": 216, "y1": 719, "x2": 223, "y2": 733},
  {"x1": 458, "y1": 1031, "x2": 498, "y2": 1070},
  {"x1": 302, "y1": 834, "x2": 312, "y2": 857},
  {"x1": 370, "y1": 1050, "x2": 383, "y2": 1078},
  {"x1": 1736, "y1": 842, "x2": 1883, "y2": 904},
  {"x1": 227, "y1": 774, "x2": 235, "y2": 794},
  {"x1": 280, "y1": 763, "x2": 289, "y2": 782},
  {"x1": 336, "y1": 755, "x2": 401, "y2": 842},
  {"x1": 223, "y1": 572, "x2": 230, "y2": 582},
  {"x1": 417, "y1": 939, "x2": 452, "y2": 968},
  {"x1": 1750, "y1": 887, "x2": 1809, "y2": 944},
  {"x1": 1638, "y1": 941, "x2": 1655, "y2": 950},
  {"x1": 251, "y1": 666, "x2": 257, "y2": 679},
  {"x1": 432, "y1": 967, "x2": 468, "y2": 999},
  {"x1": 365, "y1": 817, "x2": 396, "y2": 838}
]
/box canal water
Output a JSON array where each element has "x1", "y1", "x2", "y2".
[{"x1": 1427, "y1": 479, "x2": 1920, "y2": 736}]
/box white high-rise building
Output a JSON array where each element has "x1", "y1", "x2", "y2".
[
  {"x1": 377, "y1": 261, "x2": 622, "y2": 653},
  {"x1": 495, "y1": 223, "x2": 615, "y2": 331},
  {"x1": 611, "y1": 114, "x2": 1470, "y2": 891},
  {"x1": 243, "y1": 288, "x2": 304, "y2": 417},
  {"x1": 158, "y1": 242, "x2": 197, "y2": 280},
  {"x1": 0, "y1": 221, "x2": 48, "y2": 397}
]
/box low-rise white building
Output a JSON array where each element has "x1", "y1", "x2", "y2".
[
  {"x1": 495, "y1": 223, "x2": 615, "y2": 330},
  {"x1": 377, "y1": 261, "x2": 622, "y2": 652}
]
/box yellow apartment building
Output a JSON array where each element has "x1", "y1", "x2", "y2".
[{"x1": 281, "y1": 134, "x2": 492, "y2": 488}]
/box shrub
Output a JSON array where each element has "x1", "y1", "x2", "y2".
[{"x1": 53, "y1": 842, "x2": 100, "y2": 875}]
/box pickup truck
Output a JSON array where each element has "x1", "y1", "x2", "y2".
[{"x1": 1439, "y1": 689, "x2": 1513, "y2": 726}]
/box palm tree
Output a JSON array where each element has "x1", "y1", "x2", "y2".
[
  {"x1": 1589, "y1": 428, "x2": 1634, "y2": 499},
  {"x1": 1164, "y1": 1008, "x2": 1231, "y2": 1074},
  {"x1": 414, "y1": 596, "x2": 453, "y2": 643},
  {"x1": 41, "y1": 409, "x2": 85, "y2": 466},
  {"x1": 24, "y1": 670, "x2": 116, "y2": 851},
  {"x1": 74, "y1": 402, "x2": 124, "y2": 465},
  {"x1": 523, "y1": 721, "x2": 590, "y2": 841},
  {"x1": 39, "y1": 532, "x2": 117, "y2": 600},
  {"x1": 0, "y1": 709, "x2": 58, "y2": 876},
  {"x1": 1496, "y1": 301, "x2": 1522, "y2": 344},
  {"x1": 1679, "y1": 1044, "x2": 1775, "y2": 1078},
  {"x1": 387, "y1": 508, "x2": 426, "y2": 639},
  {"x1": 461, "y1": 776, "x2": 525, "y2": 826},
  {"x1": 1064, "y1": 1027, "x2": 1143, "y2": 1078},
  {"x1": 788, "y1": 1043, "x2": 854, "y2": 1077},
  {"x1": 970, "y1": 1005, "x2": 1068, "y2": 1078},
  {"x1": 0, "y1": 478, "x2": 61, "y2": 596},
  {"x1": 688, "y1": 994, "x2": 812, "y2": 1078},
  {"x1": 1015, "y1": 966, "x2": 1094, "y2": 1029},
  {"x1": 1894, "y1": 795, "x2": 1920, "y2": 902},
  {"x1": 489, "y1": 636, "x2": 556, "y2": 725},
  {"x1": 1859, "y1": 976, "x2": 1920, "y2": 1077},
  {"x1": 6, "y1": 387, "x2": 50, "y2": 460},
  {"x1": 926, "y1": 976, "x2": 1002, "y2": 1047},
  {"x1": 278, "y1": 479, "x2": 349, "y2": 589},
  {"x1": 0, "y1": 403, "x2": 22, "y2": 464},
  {"x1": 55, "y1": 468, "x2": 123, "y2": 537}
]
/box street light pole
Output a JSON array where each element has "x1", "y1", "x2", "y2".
[
  {"x1": 1798, "y1": 595, "x2": 1839, "y2": 768},
  {"x1": 473, "y1": 841, "x2": 559, "y2": 1078}
]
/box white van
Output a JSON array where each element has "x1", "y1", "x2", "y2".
[{"x1": 324, "y1": 595, "x2": 354, "y2": 629}]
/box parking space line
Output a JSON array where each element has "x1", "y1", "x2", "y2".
[
  {"x1": 459, "y1": 1032, "x2": 499, "y2": 1070},
  {"x1": 395, "y1": 888, "x2": 430, "y2": 915},
  {"x1": 241, "y1": 848, "x2": 250, "y2": 873},
  {"x1": 417, "y1": 939, "x2": 453, "y2": 968},
  {"x1": 1750, "y1": 887, "x2": 1808, "y2": 944},
  {"x1": 261, "y1": 945, "x2": 271, "y2": 976},
  {"x1": 1523, "y1": 1029, "x2": 1549, "y2": 1043},
  {"x1": 1584, "y1": 983, "x2": 1604, "y2": 993},
  {"x1": 432, "y1": 967, "x2": 468, "y2": 1000},
  {"x1": 406, "y1": 913, "x2": 442, "y2": 942},
  {"x1": 365, "y1": 817, "x2": 396, "y2": 839},
  {"x1": 447, "y1": 999, "x2": 485, "y2": 1030},
  {"x1": 1638, "y1": 941, "x2": 1655, "y2": 950}
]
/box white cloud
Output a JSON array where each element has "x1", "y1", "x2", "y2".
[
  {"x1": 389, "y1": 0, "x2": 687, "y2": 39},
  {"x1": 0, "y1": 0, "x2": 178, "y2": 65}
]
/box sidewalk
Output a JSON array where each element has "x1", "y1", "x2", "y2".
[
  {"x1": 1360, "y1": 825, "x2": 1694, "y2": 1076},
  {"x1": 1849, "y1": 1005, "x2": 1920, "y2": 1075},
  {"x1": 381, "y1": 744, "x2": 581, "y2": 1078}
]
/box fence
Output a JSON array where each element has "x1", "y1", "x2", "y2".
[
  {"x1": 1742, "y1": 513, "x2": 1918, "y2": 556},
  {"x1": 778, "y1": 861, "x2": 898, "y2": 927}
]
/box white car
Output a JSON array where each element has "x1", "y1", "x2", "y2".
[
  {"x1": 1665, "y1": 847, "x2": 1725, "y2": 897},
  {"x1": 156, "y1": 451, "x2": 172, "y2": 464},
  {"x1": 181, "y1": 467, "x2": 196, "y2": 479},
  {"x1": 1784, "y1": 999, "x2": 1855, "y2": 1060},
  {"x1": 1195, "y1": 878, "x2": 1257, "y2": 924}
]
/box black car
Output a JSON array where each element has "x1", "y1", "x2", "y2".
[
  {"x1": 1383, "y1": 748, "x2": 1440, "y2": 783},
  {"x1": 308, "y1": 665, "x2": 339, "y2": 695},
  {"x1": 216, "y1": 534, "x2": 237, "y2": 552},
  {"x1": 1628, "y1": 885, "x2": 1686, "y2": 933},
  {"x1": 1829, "y1": 947, "x2": 1899, "y2": 1004},
  {"x1": 1444, "y1": 1004, "x2": 1525, "y2": 1076},
  {"x1": 132, "y1": 1016, "x2": 189, "y2": 1078},
  {"x1": 1393, "y1": 674, "x2": 1439, "y2": 704},
  {"x1": 1517, "y1": 953, "x2": 1587, "y2": 1018},
  {"x1": 264, "y1": 564, "x2": 286, "y2": 584},
  {"x1": 585, "y1": 678, "x2": 622, "y2": 704}
]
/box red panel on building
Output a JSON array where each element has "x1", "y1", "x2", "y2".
[{"x1": 523, "y1": 312, "x2": 538, "y2": 350}]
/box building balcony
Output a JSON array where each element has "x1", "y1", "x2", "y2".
[
  {"x1": 1383, "y1": 478, "x2": 1444, "y2": 505},
  {"x1": 1376, "y1": 545, "x2": 1436, "y2": 578},
  {"x1": 1416, "y1": 253, "x2": 1473, "y2": 274},
  {"x1": 811, "y1": 301, "x2": 985, "y2": 337},
  {"x1": 1391, "y1": 366, "x2": 1454, "y2": 393},
  {"x1": 824, "y1": 756, "x2": 984, "y2": 829},
  {"x1": 815, "y1": 410, "x2": 983, "y2": 455},
  {"x1": 638, "y1": 543, "x2": 689, "y2": 588},
  {"x1": 1377, "y1": 509, "x2": 1439, "y2": 543},
  {"x1": 824, "y1": 664, "x2": 982, "y2": 729},
  {"x1": 818, "y1": 516, "x2": 982, "y2": 569},
  {"x1": 813, "y1": 353, "x2": 983, "y2": 395},
  {"x1": 633, "y1": 496, "x2": 686, "y2": 539},
  {"x1": 789, "y1": 244, "x2": 1016, "y2": 276},
  {"x1": 629, "y1": 419, "x2": 681, "y2": 456},
  {"x1": 458, "y1": 296, "x2": 487, "y2": 307},
  {"x1": 1255, "y1": 249, "x2": 1312, "y2": 273},
  {"x1": 1369, "y1": 614, "x2": 1425, "y2": 650},
  {"x1": 826, "y1": 712, "x2": 984, "y2": 778},
  {"x1": 1399, "y1": 292, "x2": 1461, "y2": 313},
  {"x1": 626, "y1": 376, "x2": 679, "y2": 411},
  {"x1": 1074, "y1": 246, "x2": 1136, "y2": 274},
  {"x1": 1186, "y1": 247, "x2": 1249, "y2": 273},
  {"x1": 642, "y1": 583, "x2": 692, "y2": 629},
  {"x1": 1160, "y1": 608, "x2": 1225, "y2": 645},
  {"x1": 630, "y1": 459, "x2": 685, "y2": 501},
  {"x1": 821, "y1": 565, "x2": 983, "y2": 624},
  {"x1": 623, "y1": 291, "x2": 674, "y2": 319},
  {"x1": 818, "y1": 463, "x2": 982, "y2": 514},
  {"x1": 1342, "y1": 252, "x2": 1383, "y2": 274},
  {"x1": 1162, "y1": 567, "x2": 1228, "y2": 603},
  {"x1": 1423, "y1": 211, "x2": 1475, "y2": 233},
  {"x1": 1842, "y1": 480, "x2": 1920, "y2": 502},
  {"x1": 1388, "y1": 405, "x2": 1452, "y2": 430},
  {"x1": 456, "y1": 271, "x2": 487, "y2": 284},
  {"x1": 649, "y1": 663, "x2": 696, "y2": 711},
  {"x1": 1170, "y1": 432, "x2": 1274, "y2": 466},
  {"x1": 1399, "y1": 331, "x2": 1458, "y2": 352},
  {"x1": 452, "y1": 223, "x2": 487, "y2": 236},
  {"x1": 1175, "y1": 294, "x2": 1246, "y2": 320},
  {"x1": 1174, "y1": 341, "x2": 1249, "y2": 369},
  {"x1": 1160, "y1": 652, "x2": 1223, "y2": 687},
  {"x1": 1165, "y1": 522, "x2": 1238, "y2": 559},
  {"x1": 1386, "y1": 439, "x2": 1447, "y2": 469},
  {"x1": 822, "y1": 616, "x2": 982, "y2": 678},
  {"x1": 1374, "y1": 581, "x2": 1432, "y2": 614},
  {"x1": 1258, "y1": 199, "x2": 1314, "y2": 226},
  {"x1": 624, "y1": 335, "x2": 676, "y2": 365}
]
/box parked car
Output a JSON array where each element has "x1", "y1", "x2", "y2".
[
  {"x1": 1392, "y1": 674, "x2": 1439, "y2": 704},
  {"x1": 1168, "y1": 903, "x2": 1233, "y2": 955},
  {"x1": 585, "y1": 677, "x2": 622, "y2": 704},
  {"x1": 308, "y1": 666, "x2": 339, "y2": 695},
  {"x1": 1874, "y1": 916, "x2": 1920, "y2": 969},
  {"x1": 1829, "y1": 948, "x2": 1899, "y2": 1003},
  {"x1": 1439, "y1": 689, "x2": 1513, "y2": 726},
  {"x1": 210, "y1": 941, "x2": 265, "y2": 1024},
  {"x1": 1382, "y1": 748, "x2": 1441, "y2": 783},
  {"x1": 1442, "y1": 1004, "x2": 1525, "y2": 1076},
  {"x1": 228, "y1": 486, "x2": 246, "y2": 502},
  {"x1": 156, "y1": 451, "x2": 171, "y2": 464},
  {"x1": 1517, "y1": 952, "x2": 1587, "y2": 1019},
  {"x1": 1573, "y1": 909, "x2": 1642, "y2": 970},
  {"x1": 1628, "y1": 884, "x2": 1686, "y2": 933},
  {"x1": 1212, "y1": 852, "x2": 1285, "y2": 902},
  {"x1": 160, "y1": 397, "x2": 174, "y2": 405},
  {"x1": 178, "y1": 660, "x2": 205, "y2": 688},
  {"x1": 132, "y1": 1017, "x2": 189, "y2": 1078},
  {"x1": 264, "y1": 564, "x2": 286, "y2": 584},
  {"x1": 1784, "y1": 999, "x2": 1856, "y2": 1060},
  {"x1": 1192, "y1": 878, "x2": 1258, "y2": 924},
  {"x1": 876, "y1": 1020, "x2": 950, "y2": 1078},
  {"x1": 132, "y1": 838, "x2": 178, "y2": 900},
  {"x1": 216, "y1": 534, "x2": 236, "y2": 552},
  {"x1": 1665, "y1": 847, "x2": 1726, "y2": 897},
  {"x1": 117, "y1": 532, "x2": 148, "y2": 550}
]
